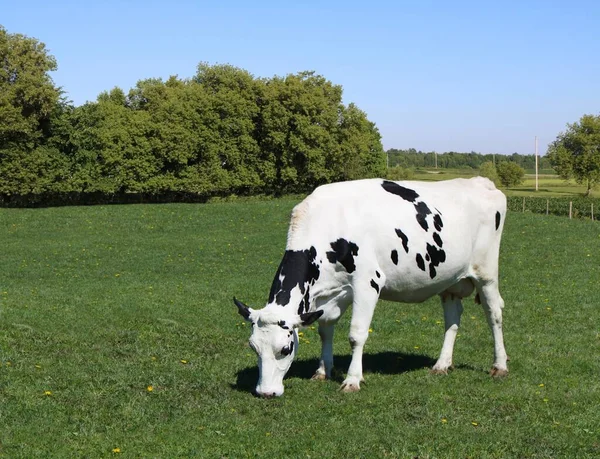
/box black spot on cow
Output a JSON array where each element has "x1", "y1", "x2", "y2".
[
  {"x1": 433, "y1": 214, "x2": 444, "y2": 232},
  {"x1": 381, "y1": 180, "x2": 419, "y2": 202},
  {"x1": 495, "y1": 211, "x2": 501, "y2": 230},
  {"x1": 297, "y1": 284, "x2": 312, "y2": 315},
  {"x1": 433, "y1": 232, "x2": 443, "y2": 247},
  {"x1": 416, "y1": 253, "x2": 426, "y2": 272},
  {"x1": 277, "y1": 320, "x2": 289, "y2": 330},
  {"x1": 326, "y1": 238, "x2": 359, "y2": 273},
  {"x1": 376, "y1": 270, "x2": 381, "y2": 278},
  {"x1": 370, "y1": 279, "x2": 380, "y2": 293},
  {"x1": 414, "y1": 201, "x2": 432, "y2": 231},
  {"x1": 426, "y1": 243, "x2": 446, "y2": 279},
  {"x1": 268, "y1": 247, "x2": 320, "y2": 307},
  {"x1": 391, "y1": 249, "x2": 399, "y2": 265},
  {"x1": 395, "y1": 228, "x2": 410, "y2": 253}
]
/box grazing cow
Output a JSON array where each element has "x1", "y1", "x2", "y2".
[{"x1": 235, "y1": 177, "x2": 508, "y2": 397}]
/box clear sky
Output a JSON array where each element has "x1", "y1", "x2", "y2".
[{"x1": 2, "y1": 0, "x2": 599, "y2": 155}]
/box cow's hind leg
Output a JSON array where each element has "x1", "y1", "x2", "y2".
[
  {"x1": 341, "y1": 282, "x2": 380, "y2": 393},
  {"x1": 432, "y1": 294, "x2": 464, "y2": 374},
  {"x1": 477, "y1": 281, "x2": 509, "y2": 377},
  {"x1": 312, "y1": 323, "x2": 334, "y2": 380}
]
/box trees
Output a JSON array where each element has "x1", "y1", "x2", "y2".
[
  {"x1": 0, "y1": 25, "x2": 386, "y2": 201},
  {"x1": 547, "y1": 114, "x2": 600, "y2": 196},
  {"x1": 0, "y1": 26, "x2": 67, "y2": 194},
  {"x1": 496, "y1": 161, "x2": 525, "y2": 187}
]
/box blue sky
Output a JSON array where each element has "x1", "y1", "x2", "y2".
[{"x1": 3, "y1": 0, "x2": 599, "y2": 155}]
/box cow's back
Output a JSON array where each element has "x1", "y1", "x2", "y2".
[{"x1": 286, "y1": 177, "x2": 506, "y2": 303}]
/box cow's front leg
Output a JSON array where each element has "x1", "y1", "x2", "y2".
[
  {"x1": 341, "y1": 289, "x2": 379, "y2": 393},
  {"x1": 432, "y1": 294, "x2": 464, "y2": 374},
  {"x1": 312, "y1": 323, "x2": 334, "y2": 380}
]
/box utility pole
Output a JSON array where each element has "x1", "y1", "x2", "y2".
[
  {"x1": 535, "y1": 136, "x2": 539, "y2": 191},
  {"x1": 434, "y1": 151, "x2": 437, "y2": 169}
]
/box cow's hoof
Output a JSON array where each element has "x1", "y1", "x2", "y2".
[
  {"x1": 490, "y1": 367, "x2": 508, "y2": 378},
  {"x1": 340, "y1": 382, "x2": 361, "y2": 393},
  {"x1": 430, "y1": 368, "x2": 449, "y2": 375},
  {"x1": 311, "y1": 372, "x2": 327, "y2": 381}
]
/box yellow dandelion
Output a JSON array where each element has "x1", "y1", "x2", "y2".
[
  {"x1": 266, "y1": 432, "x2": 271, "y2": 436},
  {"x1": 147, "y1": 385, "x2": 153, "y2": 392},
  {"x1": 6, "y1": 361, "x2": 11, "y2": 366},
  {"x1": 414, "y1": 346, "x2": 420, "y2": 349},
  {"x1": 543, "y1": 398, "x2": 549, "y2": 403},
  {"x1": 112, "y1": 447, "x2": 121, "y2": 453},
  {"x1": 368, "y1": 328, "x2": 373, "y2": 333},
  {"x1": 471, "y1": 422, "x2": 478, "y2": 426},
  {"x1": 44, "y1": 390, "x2": 52, "y2": 396},
  {"x1": 180, "y1": 359, "x2": 188, "y2": 364},
  {"x1": 538, "y1": 383, "x2": 545, "y2": 387},
  {"x1": 151, "y1": 356, "x2": 157, "y2": 361},
  {"x1": 115, "y1": 273, "x2": 121, "y2": 277},
  {"x1": 435, "y1": 320, "x2": 442, "y2": 324},
  {"x1": 441, "y1": 418, "x2": 448, "y2": 424},
  {"x1": 35, "y1": 364, "x2": 41, "y2": 369},
  {"x1": 298, "y1": 332, "x2": 304, "y2": 337}
]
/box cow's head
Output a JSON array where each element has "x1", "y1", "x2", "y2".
[{"x1": 234, "y1": 297, "x2": 322, "y2": 397}]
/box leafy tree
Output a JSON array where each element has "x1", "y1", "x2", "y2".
[
  {"x1": 0, "y1": 26, "x2": 67, "y2": 194},
  {"x1": 496, "y1": 161, "x2": 525, "y2": 187},
  {"x1": 0, "y1": 26, "x2": 60, "y2": 147},
  {"x1": 479, "y1": 161, "x2": 499, "y2": 186},
  {"x1": 335, "y1": 103, "x2": 385, "y2": 181},
  {"x1": 547, "y1": 114, "x2": 600, "y2": 196}
]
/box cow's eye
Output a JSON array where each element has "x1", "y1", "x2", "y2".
[{"x1": 281, "y1": 340, "x2": 294, "y2": 356}]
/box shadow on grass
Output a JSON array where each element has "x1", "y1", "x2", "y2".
[{"x1": 232, "y1": 351, "x2": 437, "y2": 394}]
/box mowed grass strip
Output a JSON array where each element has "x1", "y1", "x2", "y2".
[{"x1": 1, "y1": 200, "x2": 599, "y2": 457}]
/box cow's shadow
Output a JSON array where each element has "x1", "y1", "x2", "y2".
[{"x1": 232, "y1": 351, "x2": 437, "y2": 394}]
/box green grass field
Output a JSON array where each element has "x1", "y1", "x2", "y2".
[
  {"x1": 1, "y1": 199, "x2": 599, "y2": 457},
  {"x1": 412, "y1": 168, "x2": 600, "y2": 198}
]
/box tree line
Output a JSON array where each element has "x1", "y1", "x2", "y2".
[
  {"x1": 386, "y1": 148, "x2": 553, "y2": 171},
  {"x1": 0, "y1": 26, "x2": 385, "y2": 204},
  {"x1": 3, "y1": 25, "x2": 598, "y2": 205}
]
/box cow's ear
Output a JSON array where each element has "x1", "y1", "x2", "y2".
[
  {"x1": 298, "y1": 310, "x2": 324, "y2": 327},
  {"x1": 234, "y1": 297, "x2": 253, "y2": 322}
]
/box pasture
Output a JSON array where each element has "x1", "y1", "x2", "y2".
[
  {"x1": 412, "y1": 168, "x2": 600, "y2": 199},
  {"x1": 1, "y1": 198, "x2": 599, "y2": 457}
]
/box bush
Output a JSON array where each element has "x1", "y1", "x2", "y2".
[
  {"x1": 497, "y1": 162, "x2": 525, "y2": 187},
  {"x1": 386, "y1": 166, "x2": 415, "y2": 181}
]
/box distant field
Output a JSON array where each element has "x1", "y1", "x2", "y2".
[
  {"x1": 411, "y1": 168, "x2": 599, "y2": 198},
  {"x1": 1, "y1": 199, "x2": 599, "y2": 457}
]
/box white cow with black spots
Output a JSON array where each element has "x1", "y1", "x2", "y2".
[{"x1": 235, "y1": 177, "x2": 508, "y2": 397}]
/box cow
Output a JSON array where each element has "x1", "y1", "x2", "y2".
[{"x1": 235, "y1": 177, "x2": 508, "y2": 397}]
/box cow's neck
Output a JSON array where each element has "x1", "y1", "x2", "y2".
[{"x1": 267, "y1": 246, "x2": 321, "y2": 315}]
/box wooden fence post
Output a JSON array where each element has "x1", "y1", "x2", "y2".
[
  {"x1": 522, "y1": 197, "x2": 525, "y2": 213},
  {"x1": 592, "y1": 203, "x2": 594, "y2": 221},
  {"x1": 546, "y1": 200, "x2": 549, "y2": 216},
  {"x1": 569, "y1": 201, "x2": 572, "y2": 219}
]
